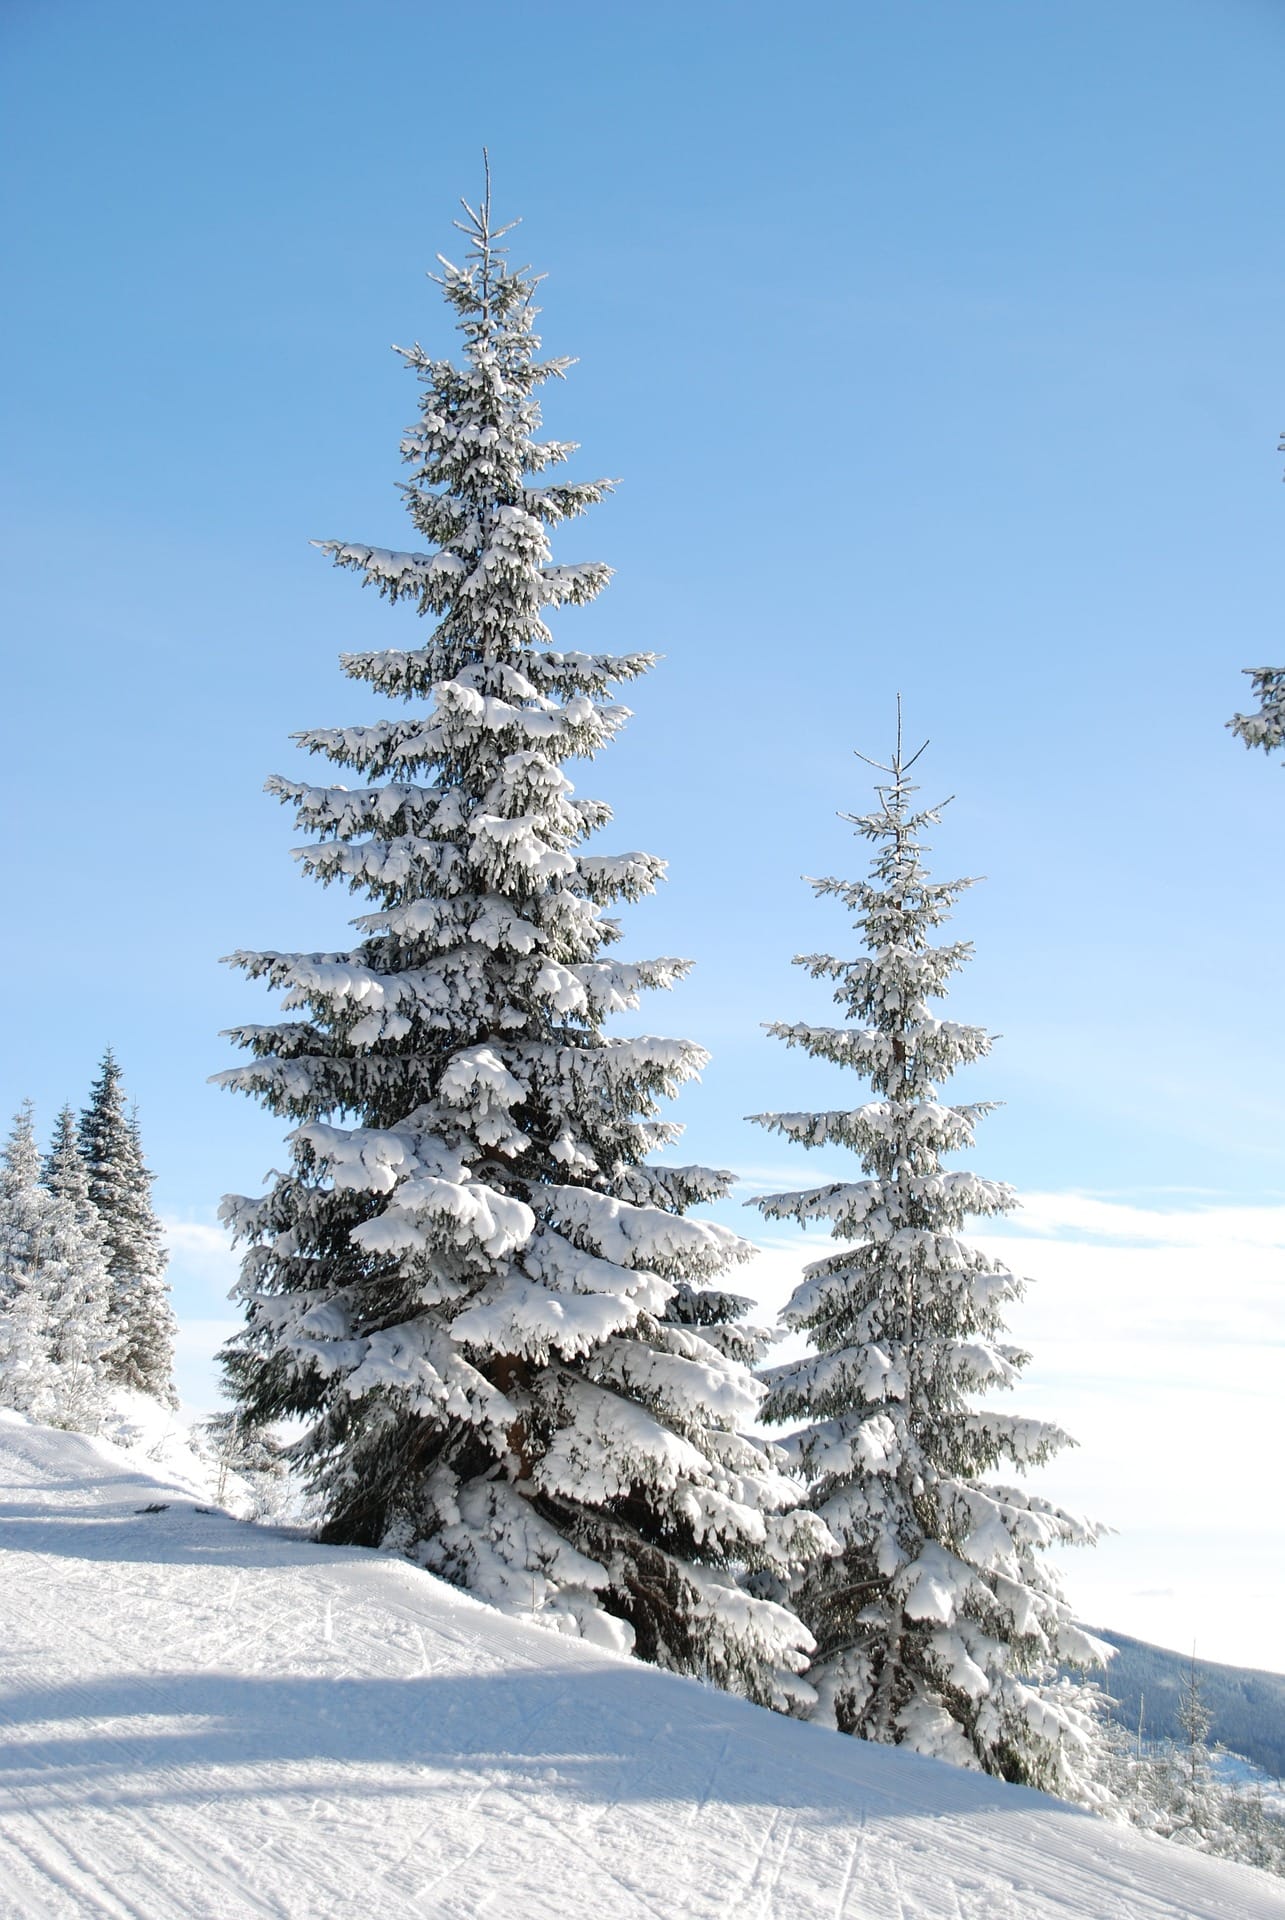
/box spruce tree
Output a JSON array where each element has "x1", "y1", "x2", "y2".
[
  {"x1": 78, "y1": 1051, "x2": 177, "y2": 1403},
  {"x1": 217, "y1": 177, "x2": 831, "y2": 1703},
  {"x1": 46, "y1": 1105, "x2": 102, "y2": 1238},
  {"x1": 1177, "y1": 1650, "x2": 1214, "y2": 1798},
  {"x1": 41, "y1": 1106, "x2": 114, "y2": 1427},
  {"x1": 0, "y1": 1105, "x2": 59, "y2": 1422},
  {"x1": 0, "y1": 1105, "x2": 111, "y2": 1431},
  {"x1": 748, "y1": 724, "x2": 1104, "y2": 1789}
]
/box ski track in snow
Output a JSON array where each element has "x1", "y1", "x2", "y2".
[{"x1": 0, "y1": 1416, "x2": 1281, "y2": 1920}]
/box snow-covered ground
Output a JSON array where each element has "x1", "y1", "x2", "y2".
[{"x1": 1, "y1": 1414, "x2": 1280, "y2": 1920}]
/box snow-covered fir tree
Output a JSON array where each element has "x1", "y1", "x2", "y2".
[
  {"x1": 77, "y1": 1051, "x2": 176, "y2": 1404},
  {"x1": 41, "y1": 1106, "x2": 114, "y2": 1429},
  {"x1": 0, "y1": 1105, "x2": 111, "y2": 1431},
  {"x1": 0, "y1": 1105, "x2": 60, "y2": 1423},
  {"x1": 1229, "y1": 666, "x2": 1285, "y2": 760},
  {"x1": 217, "y1": 177, "x2": 832, "y2": 1704},
  {"x1": 1177, "y1": 1649, "x2": 1215, "y2": 1794},
  {"x1": 45, "y1": 1105, "x2": 100, "y2": 1234},
  {"x1": 748, "y1": 722, "x2": 1106, "y2": 1790}
]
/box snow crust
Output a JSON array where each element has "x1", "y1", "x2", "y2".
[{"x1": 1, "y1": 1415, "x2": 1280, "y2": 1920}]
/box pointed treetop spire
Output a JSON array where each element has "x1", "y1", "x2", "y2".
[
  {"x1": 449, "y1": 148, "x2": 522, "y2": 286},
  {"x1": 3, "y1": 1101, "x2": 41, "y2": 1187},
  {"x1": 853, "y1": 692, "x2": 927, "y2": 780}
]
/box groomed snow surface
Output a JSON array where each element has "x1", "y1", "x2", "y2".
[{"x1": 1, "y1": 1414, "x2": 1280, "y2": 1920}]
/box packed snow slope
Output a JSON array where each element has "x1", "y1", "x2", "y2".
[{"x1": 1, "y1": 1415, "x2": 1280, "y2": 1920}]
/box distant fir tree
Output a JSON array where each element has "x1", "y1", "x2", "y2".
[
  {"x1": 41, "y1": 1106, "x2": 114, "y2": 1427},
  {"x1": 217, "y1": 174, "x2": 831, "y2": 1704},
  {"x1": 77, "y1": 1051, "x2": 176, "y2": 1404},
  {"x1": 0, "y1": 1105, "x2": 111, "y2": 1431},
  {"x1": 0, "y1": 1105, "x2": 60, "y2": 1422},
  {"x1": 45, "y1": 1106, "x2": 99, "y2": 1232},
  {"x1": 748, "y1": 722, "x2": 1105, "y2": 1791},
  {"x1": 1177, "y1": 1649, "x2": 1214, "y2": 1797}
]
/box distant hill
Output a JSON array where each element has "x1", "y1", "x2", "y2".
[{"x1": 1091, "y1": 1628, "x2": 1285, "y2": 1780}]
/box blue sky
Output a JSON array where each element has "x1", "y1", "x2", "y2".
[{"x1": 3, "y1": 1, "x2": 1282, "y2": 1666}]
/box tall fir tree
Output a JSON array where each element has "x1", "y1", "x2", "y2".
[
  {"x1": 77, "y1": 1051, "x2": 177, "y2": 1404},
  {"x1": 217, "y1": 177, "x2": 831, "y2": 1703},
  {"x1": 0, "y1": 1105, "x2": 111, "y2": 1431},
  {"x1": 748, "y1": 723, "x2": 1105, "y2": 1790}
]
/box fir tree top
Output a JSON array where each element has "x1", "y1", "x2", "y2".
[
  {"x1": 2, "y1": 1103, "x2": 41, "y2": 1195},
  {"x1": 317, "y1": 159, "x2": 622, "y2": 694},
  {"x1": 45, "y1": 1105, "x2": 98, "y2": 1234}
]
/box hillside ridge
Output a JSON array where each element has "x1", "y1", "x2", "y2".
[{"x1": 1090, "y1": 1628, "x2": 1285, "y2": 1780}]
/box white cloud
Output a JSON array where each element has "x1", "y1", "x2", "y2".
[
  {"x1": 162, "y1": 1218, "x2": 239, "y2": 1286},
  {"x1": 1003, "y1": 1190, "x2": 1285, "y2": 1250}
]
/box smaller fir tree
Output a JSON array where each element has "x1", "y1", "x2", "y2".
[
  {"x1": 78, "y1": 1051, "x2": 177, "y2": 1403},
  {"x1": 748, "y1": 722, "x2": 1105, "y2": 1795}
]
